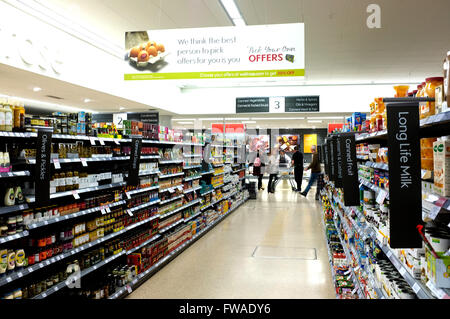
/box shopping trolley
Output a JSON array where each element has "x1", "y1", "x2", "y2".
[{"x1": 273, "y1": 165, "x2": 297, "y2": 191}]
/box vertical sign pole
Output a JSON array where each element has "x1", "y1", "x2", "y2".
[
  {"x1": 127, "y1": 137, "x2": 143, "y2": 186},
  {"x1": 339, "y1": 133, "x2": 359, "y2": 206},
  {"x1": 35, "y1": 128, "x2": 53, "y2": 206},
  {"x1": 386, "y1": 102, "x2": 422, "y2": 248}
]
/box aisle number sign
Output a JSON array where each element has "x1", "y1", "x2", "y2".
[
  {"x1": 124, "y1": 23, "x2": 304, "y2": 81},
  {"x1": 236, "y1": 96, "x2": 319, "y2": 113}
]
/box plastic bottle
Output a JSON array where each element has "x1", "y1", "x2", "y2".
[
  {"x1": 0, "y1": 152, "x2": 4, "y2": 172},
  {"x1": 0, "y1": 98, "x2": 6, "y2": 131},
  {"x1": 13, "y1": 100, "x2": 21, "y2": 130},
  {"x1": 4, "y1": 99, "x2": 13, "y2": 132},
  {"x1": 4, "y1": 184, "x2": 15, "y2": 206},
  {"x1": 3, "y1": 152, "x2": 10, "y2": 172}
]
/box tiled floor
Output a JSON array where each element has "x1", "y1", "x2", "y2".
[{"x1": 127, "y1": 180, "x2": 336, "y2": 299}]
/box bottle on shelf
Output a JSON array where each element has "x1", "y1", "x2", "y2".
[
  {"x1": 0, "y1": 98, "x2": 6, "y2": 131},
  {"x1": 4, "y1": 99, "x2": 13, "y2": 132}
]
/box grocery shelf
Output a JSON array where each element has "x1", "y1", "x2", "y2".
[
  {"x1": 183, "y1": 154, "x2": 202, "y2": 158},
  {"x1": 140, "y1": 155, "x2": 160, "y2": 160},
  {"x1": 183, "y1": 186, "x2": 202, "y2": 194},
  {"x1": 356, "y1": 155, "x2": 369, "y2": 161},
  {"x1": 355, "y1": 130, "x2": 388, "y2": 142},
  {"x1": 200, "y1": 189, "x2": 214, "y2": 196},
  {"x1": 27, "y1": 156, "x2": 130, "y2": 165},
  {"x1": 200, "y1": 170, "x2": 214, "y2": 175},
  {"x1": 33, "y1": 251, "x2": 126, "y2": 299},
  {"x1": 361, "y1": 161, "x2": 389, "y2": 171},
  {"x1": 108, "y1": 197, "x2": 248, "y2": 299},
  {"x1": 127, "y1": 234, "x2": 161, "y2": 255},
  {"x1": 158, "y1": 159, "x2": 184, "y2": 164},
  {"x1": 358, "y1": 177, "x2": 389, "y2": 200},
  {"x1": 159, "y1": 219, "x2": 184, "y2": 233},
  {"x1": 212, "y1": 163, "x2": 224, "y2": 167},
  {"x1": 213, "y1": 183, "x2": 224, "y2": 189},
  {"x1": 232, "y1": 168, "x2": 245, "y2": 173},
  {"x1": 158, "y1": 172, "x2": 184, "y2": 179},
  {"x1": 213, "y1": 172, "x2": 224, "y2": 176},
  {"x1": 27, "y1": 182, "x2": 127, "y2": 203},
  {"x1": 138, "y1": 170, "x2": 160, "y2": 176},
  {"x1": 0, "y1": 230, "x2": 29, "y2": 245},
  {"x1": 0, "y1": 215, "x2": 157, "y2": 288},
  {"x1": 183, "y1": 175, "x2": 201, "y2": 182},
  {"x1": 125, "y1": 185, "x2": 159, "y2": 197},
  {"x1": 159, "y1": 195, "x2": 184, "y2": 205},
  {"x1": 0, "y1": 203, "x2": 29, "y2": 216},
  {"x1": 183, "y1": 165, "x2": 202, "y2": 169},
  {"x1": 159, "y1": 198, "x2": 202, "y2": 219},
  {"x1": 184, "y1": 211, "x2": 203, "y2": 222},
  {"x1": 158, "y1": 185, "x2": 183, "y2": 193},
  {"x1": 28, "y1": 200, "x2": 127, "y2": 230},
  {"x1": 127, "y1": 199, "x2": 160, "y2": 214},
  {"x1": 0, "y1": 171, "x2": 30, "y2": 178}
]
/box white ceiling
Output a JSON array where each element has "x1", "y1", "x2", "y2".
[{"x1": 3, "y1": 0, "x2": 450, "y2": 115}]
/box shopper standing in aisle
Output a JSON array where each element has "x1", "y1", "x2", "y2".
[
  {"x1": 300, "y1": 145, "x2": 321, "y2": 197},
  {"x1": 267, "y1": 149, "x2": 279, "y2": 193},
  {"x1": 252, "y1": 148, "x2": 266, "y2": 191},
  {"x1": 202, "y1": 134, "x2": 215, "y2": 172},
  {"x1": 291, "y1": 145, "x2": 304, "y2": 192}
]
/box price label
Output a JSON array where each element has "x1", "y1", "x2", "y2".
[
  {"x1": 72, "y1": 191, "x2": 80, "y2": 199},
  {"x1": 126, "y1": 192, "x2": 131, "y2": 199},
  {"x1": 376, "y1": 190, "x2": 387, "y2": 204},
  {"x1": 81, "y1": 159, "x2": 88, "y2": 167},
  {"x1": 106, "y1": 207, "x2": 111, "y2": 213},
  {"x1": 89, "y1": 137, "x2": 96, "y2": 146},
  {"x1": 126, "y1": 285, "x2": 132, "y2": 293},
  {"x1": 127, "y1": 210, "x2": 133, "y2": 216},
  {"x1": 101, "y1": 209, "x2": 106, "y2": 215},
  {"x1": 99, "y1": 139, "x2": 105, "y2": 146},
  {"x1": 352, "y1": 287, "x2": 358, "y2": 295},
  {"x1": 399, "y1": 267, "x2": 406, "y2": 276},
  {"x1": 386, "y1": 250, "x2": 392, "y2": 258},
  {"x1": 169, "y1": 188, "x2": 175, "y2": 193},
  {"x1": 114, "y1": 140, "x2": 120, "y2": 145},
  {"x1": 53, "y1": 159, "x2": 61, "y2": 169},
  {"x1": 412, "y1": 283, "x2": 420, "y2": 293}
]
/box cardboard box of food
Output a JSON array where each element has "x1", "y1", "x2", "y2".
[
  {"x1": 425, "y1": 247, "x2": 450, "y2": 288},
  {"x1": 433, "y1": 140, "x2": 450, "y2": 196}
]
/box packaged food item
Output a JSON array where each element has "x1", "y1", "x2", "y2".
[
  {"x1": 421, "y1": 138, "x2": 437, "y2": 171},
  {"x1": 444, "y1": 51, "x2": 450, "y2": 110},
  {"x1": 393, "y1": 85, "x2": 409, "y2": 97},
  {"x1": 422, "y1": 77, "x2": 444, "y2": 118},
  {"x1": 433, "y1": 140, "x2": 450, "y2": 196}
]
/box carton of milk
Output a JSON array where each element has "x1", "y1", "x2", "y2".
[{"x1": 433, "y1": 140, "x2": 450, "y2": 196}]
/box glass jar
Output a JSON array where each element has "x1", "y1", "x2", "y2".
[{"x1": 423, "y1": 77, "x2": 444, "y2": 118}]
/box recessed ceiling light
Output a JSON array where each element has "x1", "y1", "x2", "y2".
[
  {"x1": 308, "y1": 120, "x2": 323, "y2": 123},
  {"x1": 84, "y1": 98, "x2": 91, "y2": 103},
  {"x1": 177, "y1": 121, "x2": 193, "y2": 125},
  {"x1": 242, "y1": 121, "x2": 256, "y2": 124},
  {"x1": 119, "y1": 107, "x2": 126, "y2": 110},
  {"x1": 173, "y1": 118, "x2": 194, "y2": 121},
  {"x1": 33, "y1": 87, "x2": 42, "y2": 92}
]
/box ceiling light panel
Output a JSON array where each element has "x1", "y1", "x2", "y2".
[
  {"x1": 307, "y1": 120, "x2": 323, "y2": 123},
  {"x1": 219, "y1": 0, "x2": 242, "y2": 19}
]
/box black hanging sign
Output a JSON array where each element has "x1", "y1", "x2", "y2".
[
  {"x1": 35, "y1": 128, "x2": 53, "y2": 206},
  {"x1": 140, "y1": 112, "x2": 159, "y2": 125},
  {"x1": 285, "y1": 96, "x2": 320, "y2": 112},
  {"x1": 127, "y1": 137, "x2": 143, "y2": 186},
  {"x1": 386, "y1": 102, "x2": 422, "y2": 248},
  {"x1": 339, "y1": 133, "x2": 359, "y2": 206},
  {"x1": 334, "y1": 134, "x2": 343, "y2": 188},
  {"x1": 236, "y1": 97, "x2": 269, "y2": 113},
  {"x1": 323, "y1": 141, "x2": 330, "y2": 177},
  {"x1": 328, "y1": 138, "x2": 336, "y2": 182}
]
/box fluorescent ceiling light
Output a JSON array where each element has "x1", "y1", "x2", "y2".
[
  {"x1": 307, "y1": 116, "x2": 345, "y2": 120},
  {"x1": 33, "y1": 87, "x2": 42, "y2": 92},
  {"x1": 251, "y1": 117, "x2": 305, "y2": 120},
  {"x1": 198, "y1": 118, "x2": 224, "y2": 121},
  {"x1": 308, "y1": 120, "x2": 323, "y2": 123},
  {"x1": 173, "y1": 118, "x2": 195, "y2": 121},
  {"x1": 119, "y1": 107, "x2": 126, "y2": 110},
  {"x1": 242, "y1": 121, "x2": 256, "y2": 124},
  {"x1": 225, "y1": 118, "x2": 249, "y2": 120},
  {"x1": 84, "y1": 98, "x2": 91, "y2": 103},
  {"x1": 220, "y1": 0, "x2": 242, "y2": 19},
  {"x1": 233, "y1": 18, "x2": 246, "y2": 26},
  {"x1": 177, "y1": 122, "x2": 194, "y2": 125}
]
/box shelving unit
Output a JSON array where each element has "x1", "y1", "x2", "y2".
[{"x1": 0, "y1": 128, "x2": 248, "y2": 299}]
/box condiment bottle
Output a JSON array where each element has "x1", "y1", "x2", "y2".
[
  {"x1": 3, "y1": 152, "x2": 10, "y2": 172},
  {"x1": 0, "y1": 98, "x2": 6, "y2": 131},
  {"x1": 4, "y1": 184, "x2": 15, "y2": 206},
  {"x1": 14, "y1": 186, "x2": 24, "y2": 204},
  {"x1": 13, "y1": 100, "x2": 21, "y2": 130},
  {"x1": 4, "y1": 99, "x2": 13, "y2": 132}
]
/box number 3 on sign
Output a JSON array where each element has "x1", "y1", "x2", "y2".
[{"x1": 269, "y1": 97, "x2": 284, "y2": 113}]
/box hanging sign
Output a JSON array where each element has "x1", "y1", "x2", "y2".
[
  {"x1": 386, "y1": 102, "x2": 422, "y2": 248},
  {"x1": 328, "y1": 138, "x2": 336, "y2": 182},
  {"x1": 127, "y1": 137, "x2": 143, "y2": 186},
  {"x1": 236, "y1": 96, "x2": 319, "y2": 113},
  {"x1": 334, "y1": 135, "x2": 343, "y2": 188},
  {"x1": 124, "y1": 23, "x2": 305, "y2": 81},
  {"x1": 35, "y1": 128, "x2": 53, "y2": 206},
  {"x1": 339, "y1": 133, "x2": 359, "y2": 206}
]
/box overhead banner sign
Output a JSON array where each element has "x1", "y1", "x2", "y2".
[
  {"x1": 236, "y1": 96, "x2": 319, "y2": 113},
  {"x1": 124, "y1": 23, "x2": 304, "y2": 81},
  {"x1": 386, "y1": 102, "x2": 422, "y2": 248},
  {"x1": 304, "y1": 134, "x2": 318, "y2": 153},
  {"x1": 339, "y1": 133, "x2": 359, "y2": 206},
  {"x1": 140, "y1": 112, "x2": 159, "y2": 125}
]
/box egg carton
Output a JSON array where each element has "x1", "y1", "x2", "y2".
[{"x1": 128, "y1": 50, "x2": 169, "y2": 68}]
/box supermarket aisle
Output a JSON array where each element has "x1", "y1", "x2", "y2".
[{"x1": 128, "y1": 180, "x2": 335, "y2": 299}]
